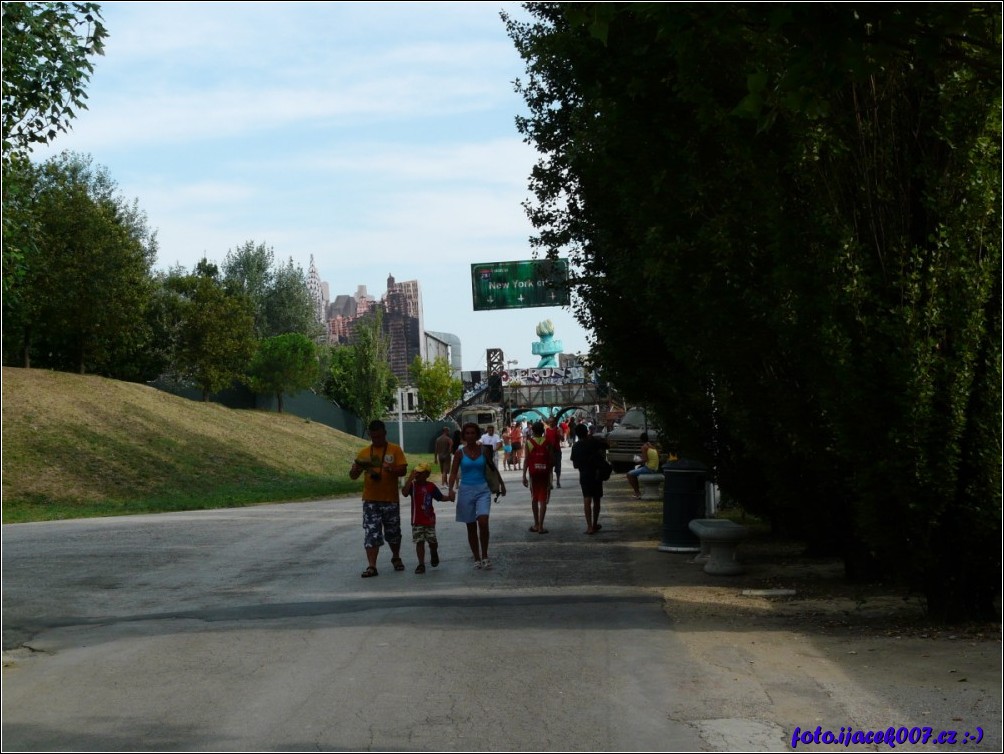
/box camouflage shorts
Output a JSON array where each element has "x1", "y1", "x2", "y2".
[
  {"x1": 362, "y1": 502, "x2": 402, "y2": 549},
  {"x1": 411, "y1": 525, "x2": 438, "y2": 544}
]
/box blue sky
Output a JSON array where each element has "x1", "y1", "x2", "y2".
[{"x1": 33, "y1": 0, "x2": 592, "y2": 372}]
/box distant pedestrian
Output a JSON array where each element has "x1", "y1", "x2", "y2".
[
  {"x1": 523, "y1": 420, "x2": 555, "y2": 533},
  {"x1": 435, "y1": 426, "x2": 453, "y2": 485},
  {"x1": 349, "y1": 420, "x2": 408, "y2": 578},
  {"x1": 402, "y1": 463, "x2": 452, "y2": 574},
  {"x1": 500, "y1": 426, "x2": 514, "y2": 470},
  {"x1": 510, "y1": 422, "x2": 524, "y2": 468},
  {"x1": 545, "y1": 418, "x2": 563, "y2": 488},
  {"x1": 479, "y1": 424, "x2": 503, "y2": 463},
  {"x1": 571, "y1": 423, "x2": 608, "y2": 534}
]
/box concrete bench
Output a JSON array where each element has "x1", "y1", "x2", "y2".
[
  {"x1": 638, "y1": 472, "x2": 663, "y2": 500},
  {"x1": 688, "y1": 518, "x2": 749, "y2": 576}
]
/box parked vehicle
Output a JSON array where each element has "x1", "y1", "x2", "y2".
[
  {"x1": 458, "y1": 404, "x2": 502, "y2": 430},
  {"x1": 605, "y1": 407, "x2": 660, "y2": 472}
]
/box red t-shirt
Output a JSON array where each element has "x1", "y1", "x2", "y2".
[
  {"x1": 407, "y1": 480, "x2": 444, "y2": 526},
  {"x1": 545, "y1": 426, "x2": 561, "y2": 452}
]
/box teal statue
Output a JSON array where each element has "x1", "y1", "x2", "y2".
[{"x1": 531, "y1": 319, "x2": 563, "y2": 368}]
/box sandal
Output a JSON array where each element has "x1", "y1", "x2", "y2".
[
  {"x1": 361, "y1": 566, "x2": 379, "y2": 578},
  {"x1": 391, "y1": 557, "x2": 405, "y2": 572},
  {"x1": 473, "y1": 559, "x2": 483, "y2": 570},
  {"x1": 481, "y1": 558, "x2": 493, "y2": 570},
  {"x1": 415, "y1": 563, "x2": 426, "y2": 574}
]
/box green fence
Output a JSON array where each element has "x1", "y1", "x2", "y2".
[{"x1": 151, "y1": 379, "x2": 454, "y2": 454}]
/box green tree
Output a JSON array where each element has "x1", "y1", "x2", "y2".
[
  {"x1": 1, "y1": 2, "x2": 107, "y2": 158},
  {"x1": 409, "y1": 355, "x2": 462, "y2": 421},
  {"x1": 169, "y1": 260, "x2": 256, "y2": 401},
  {"x1": 246, "y1": 333, "x2": 319, "y2": 413},
  {"x1": 350, "y1": 309, "x2": 398, "y2": 430},
  {"x1": 221, "y1": 241, "x2": 273, "y2": 337},
  {"x1": 265, "y1": 257, "x2": 323, "y2": 340},
  {"x1": 2, "y1": 2, "x2": 108, "y2": 297},
  {"x1": 508, "y1": 3, "x2": 1001, "y2": 620},
  {"x1": 222, "y1": 241, "x2": 320, "y2": 339},
  {"x1": 322, "y1": 313, "x2": 397, "y2": 430},
  {"x1": 2, "y1": 152, "x2": 157, "y2": 376},
  {"x1": 323, "y1": 344, "x2": 358, "y2": 411}
]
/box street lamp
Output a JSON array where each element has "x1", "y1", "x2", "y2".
[{"x1": 504, "y1": 360, "x2": 518, "y2": 425}]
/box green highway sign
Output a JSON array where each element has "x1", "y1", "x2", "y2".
[{"x1": 470, "y1": 259, "x2": 570, "y2": 311}]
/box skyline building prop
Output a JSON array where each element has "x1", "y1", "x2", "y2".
[{"x1": 307, "y1": 267, "x2": 458, "y2": 386}]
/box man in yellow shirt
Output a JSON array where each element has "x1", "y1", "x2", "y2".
[{"x1": 349, "y1": 420, "x2": 408, "y2": 577}]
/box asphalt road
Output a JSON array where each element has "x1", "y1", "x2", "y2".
[{"x1": 2, "y1": 459, "x2": 707, "y2": 752}]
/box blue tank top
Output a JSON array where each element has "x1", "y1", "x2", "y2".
[{"x1": 459, "y1": 450, "x2": 487, "y2": 486}]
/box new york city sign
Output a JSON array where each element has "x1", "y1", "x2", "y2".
[{"x1": 470, "y1": 259, "x2": 570, "y2": 311}]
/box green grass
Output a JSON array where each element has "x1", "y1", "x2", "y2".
[{"x1": 2, "y1": 367, "x2": 436, "y2": 523}]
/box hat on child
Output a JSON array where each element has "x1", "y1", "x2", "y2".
[{"x1": 415, "y1": 463, "x2": 431, "y2": 473}]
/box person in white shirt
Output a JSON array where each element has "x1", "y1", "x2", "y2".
[{"x1": 478, "y1": 425, "x2": 503, "y2": 463}]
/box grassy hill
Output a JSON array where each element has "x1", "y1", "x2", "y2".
[{"x1": 1, "y1": 367, "x2": 381, "y2": 523}]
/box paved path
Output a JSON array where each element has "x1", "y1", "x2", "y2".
[
  {"x1": 2, "y1": 458, "x2": 703, "y2": 751},
  {"x1": 5, "y1": 455, "x2": 1000, "y2": 752}
]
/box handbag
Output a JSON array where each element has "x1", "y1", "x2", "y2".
[
  {"x1": 596, "y1": 456, "x2": 613, "y2": 482},
  {"x1": 483, "y1": 450, "x2": 505, "y2": 497}
]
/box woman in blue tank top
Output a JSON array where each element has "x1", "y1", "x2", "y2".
[{"x1": 448, "y1": 422, "x2": 494, "y2": 569}]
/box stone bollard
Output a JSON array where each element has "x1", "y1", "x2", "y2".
[
  {"x1": 638, "y1": 473, "x2": 663, "y2": 500},
  {"x1": 687, "y1": 519, "x2": 749, "y2": 575}
]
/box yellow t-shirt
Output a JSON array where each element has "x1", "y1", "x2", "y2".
[
  {"x1": 644, "y1": 446, "x2": 660, "y2": 471},
  {"x1": 355, "y1": 442, "x2": 407, "y2": 503}
]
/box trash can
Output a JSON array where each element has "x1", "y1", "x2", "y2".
[{"x1": 658, "y1": 458, "x2": 707, "y2": 552}]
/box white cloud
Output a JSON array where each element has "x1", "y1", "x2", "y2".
[{"x1": 30, "y1": 1, "x2": 585, "y2": 370}]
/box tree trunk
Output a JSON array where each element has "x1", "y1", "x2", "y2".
[{"x1": 22, "y1": 324, "x2": 30, "y2": 368}]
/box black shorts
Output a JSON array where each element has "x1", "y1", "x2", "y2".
[{"x1": 579, "y1": 478, "x2": 604, "y2": 499}]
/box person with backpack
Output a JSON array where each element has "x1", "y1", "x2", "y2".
[
  {"x1": 570, "y1": 423, "x2": 610, "y2": 534},
  {"x1": 522, "y1": 420, "x2": 555, "y2": 533}
]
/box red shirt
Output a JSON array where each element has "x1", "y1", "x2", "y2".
[
  {"x1": 545, "y1": 426, "x2": 561, "y2": 452},
  {"x1": 406, "y1": 481, "x2": 444, "y2": 526}
]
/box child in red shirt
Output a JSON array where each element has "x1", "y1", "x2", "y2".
[{"x1": 402, "y1": 463, "x2": 452, "y2": 573}]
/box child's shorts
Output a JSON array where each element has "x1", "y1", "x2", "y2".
[{"x1": 412, "y1": 525, "x2": 438, "y2": 544}]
